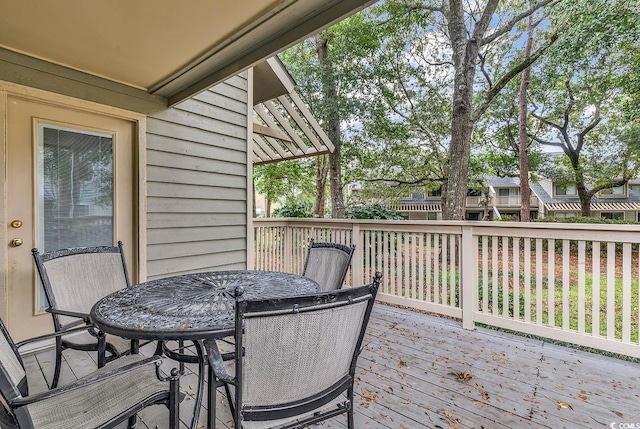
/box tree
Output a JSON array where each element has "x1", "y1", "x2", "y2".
[
  {"x1": 442, "y1": 0, "x2": 560, "y2": 219},
  {"x1": 529, "y1": 0, "x2": 640, "y2": 216},
  {"x1": 253, "y1": 161, "x2": 314, "y2": 217},
  {"x1": 316, "y1": 31, "x2": 346, "y2": 218},
  {"x1": 518, "y1": 5, "x2": 540, "y2": 222}
]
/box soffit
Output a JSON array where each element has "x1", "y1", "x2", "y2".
[{"x1": 0, "y1": 0, "x2": 375, "y2": 111}]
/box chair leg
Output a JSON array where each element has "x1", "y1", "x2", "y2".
[
  {"x1": 207, "y1": 363, "x2": 216, "y2": 429},
  {"x1": 51, "y1": 336, "x2": 63, "y2": 389},
  {"x1": 347, "y1": 387, "x2": 354, "y2": 429},
  {"x1": 127, "y1": 415, "x2": 137, "y2": 428},
  {"x1": 97, "y1": 331, "x2": 107, "y2": 368},
  {"x1": 169, "y1": 375, "x2": 180, "y2": 429}
]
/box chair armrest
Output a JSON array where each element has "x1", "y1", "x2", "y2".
[
  {"x1": 11, "y1": 355, "x2": 170, "y2": 406},
  {"x1": 46, "y1": 308, "x2": 91, "y2": 324},
  {"x1": 15, "y1": 325, "x2": 93, "y2": 349},
  {"x1": 203, "y1": 339, "x2": 235, "y2": 384}
]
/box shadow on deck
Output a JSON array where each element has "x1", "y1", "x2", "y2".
[{"x1": 22, "y1": 304, "x2": 640, "y2": 428}]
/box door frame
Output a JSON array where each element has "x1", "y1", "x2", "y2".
[{"x1": 0, "y1": 81, "x2": 148, "y2": 323}]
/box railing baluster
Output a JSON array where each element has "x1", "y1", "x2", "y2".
[
  {"x1": 607, "y1": 242, "x2": 616, "y2": 340},
  {"x1": 578, "y1": 240, "x2": 586, "y2": 334},
  {"x1": 492, "y1": 236, "x2": 498, "y2": 316},
  {"x1": 513, "y1": 237, "x2": 520, "y2": 321},
  {"x1": 592, "y1": 241, "x2": 601, "y2": 337},
  {"x1": 502, "y1": 236, "x2": 509, "y2": 318},
  {"x1": 426, "y1": 233, "x2": 432, "y2": 303},
  {"x1": 442, "y1": 234, "x2": 448, "y2": 305},
  {"x1": 536, "y1": 238, "x2": 542, "y2": 325},
  {"x1": 524, "y1": 237, "x2": 531, "y2": 324},
  {"x1": 419, "y1": 233, "x2": 424, "y2": 301},
  {"x1": 482, "y1": 235, "x2": 488, "y2": 314},
  {"x1": 562, "y1": 240, "x2": 570, "y2": 330},
  {"x1": 623, "y1": 242, "x2": 632, "y2": 343}
]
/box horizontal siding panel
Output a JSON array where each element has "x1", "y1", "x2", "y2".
[
  {"x1": 147, "y1": 165, "x2": 246, "y2": 188},
  {"x1": 147, "y1": 213, "x2": 245, "y2": 228},
  {"x1": 147, "y1": 134, "x2": 246, "y2": 164},
  {"x1": 195, "y1": 89, "x2": 247, "y2": 115},
  {"x1": 147, "y1": 197, "x2": 245, "y2": 213},
  {"x1": 176, "y1": 98, "x2": 246, "y2": 128},
  {"x1": 147, "y1": 118, "x2": 245, "y2": 152},
  {"x1": 148, "y1": 238, "x2": 246, "y2": 261},
  {"x1": 147, "y1": 183, "x2": 245, "y2": 200},
  {"x1": 147, "y1": 249, "x2": 247, "y2": 277},
  {"x1": 146, "y1": 75, "x2": 248, "y2": 279},
  {"x1": 147, "y1": 150, "x2": 245, "y2": 176},
  {"x1": 148, "y1": 225, "x2": 246, "y2": 245},
  {"x1": 223, "y1": 74, "x2": 248, "y2": 90},
  {"x1": 149, "y1": 108, "x2": 246, "y2": 140}
]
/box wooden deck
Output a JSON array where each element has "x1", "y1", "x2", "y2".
[{"x1": 22, "y1": 304, "x2": 640, "y2": 428}]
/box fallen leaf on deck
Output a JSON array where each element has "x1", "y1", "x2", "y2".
[{"x1": 557, "y1": 401, "x2": 573, "y2": 410}]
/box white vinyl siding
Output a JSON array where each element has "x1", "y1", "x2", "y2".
[{"x1": 145, "y1": 73, "x2": 249, "y2": 279}]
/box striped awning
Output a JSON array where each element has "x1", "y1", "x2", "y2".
[
  {"x1": 546, "y1": 201, "x2": 640, "y2": 211},
  {"x1": 252, "y1": 57, "x2": 334, "y2": 165},
  {"x1": 391, "y1": 203, "x2": 442, "y2": 212}
]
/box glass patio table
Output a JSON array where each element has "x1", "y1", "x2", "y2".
[{"x1": 90, "y1": 270, "x2": 320, "y2": 429}]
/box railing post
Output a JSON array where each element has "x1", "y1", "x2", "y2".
[
  {"x1": 284, "y1": 222, "x2": 292, "y2": 273},
  {"x1": 461, "y1": 225, "x2": 476, "y2": 330},
  {"x1": 352, "y1": 222, "x2": 362, "y2": 287}
]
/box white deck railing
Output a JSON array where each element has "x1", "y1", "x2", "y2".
[{"x1": 254, "y1": 218, "x2": 640, "y2": 358}]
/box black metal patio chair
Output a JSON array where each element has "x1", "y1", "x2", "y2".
[
  {"x1": 206, "y1": 272, "x2": 382, "y2": 429},
  {"x1": 301, "y1": 239, "x2": 356, "y2": 291},
  {"x1": 0, "y1": 317, "x2": 182, "y2": 429},
  {"x1": 31, "y1": 242, "x2": 138, "y2": 389}
]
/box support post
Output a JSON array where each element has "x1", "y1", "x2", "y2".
[{"x1": 461, "y1": 225, "x2": 476, "y2": 330}]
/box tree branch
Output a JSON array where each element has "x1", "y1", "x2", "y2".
[
  {"x1": 473, "y1": 32, "x2": 558, "y2": 120},
  {"x1": 480, "y1": 0, "x2": 561, "y2": 47}
]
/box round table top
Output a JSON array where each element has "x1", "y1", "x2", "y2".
[{"x1": 90, "y1": 270, "x2": 320, "y2": 340}]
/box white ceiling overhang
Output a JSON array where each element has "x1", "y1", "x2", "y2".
[
  {"x1": 0, "y1": 0, "x2": 375, "y2": 113},
  {"x1": 252, "y1": 57, "x2": 334, "y2": 164}
]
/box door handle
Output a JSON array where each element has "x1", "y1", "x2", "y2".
[{"x1": 10, "y1": 238, "x2": 23, "y2": 247}]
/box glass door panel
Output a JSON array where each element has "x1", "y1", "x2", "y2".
[{"x1": 37, "y1": 124, "x2": 114, "y2": 252}]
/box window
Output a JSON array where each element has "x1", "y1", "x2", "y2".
[
  {"x1": 465, "y1": 212, "x2": 482, "y2": 220},
  {"x1": 554, "y1": 212, "x2": 577, "y2": 218},
  {"x1": 599, "y1": 185, "x2": 626, "y2": 198},
  {"x1": 427, "y1": 212, "x2": 442, "y2": 220},
  {"x1": 426, "y1": 188, "x2": 442, "y2": 197},
  {"x1": 601, "y1": 212, "x2": 624, "y2": 220},
  {"x1": 555, "y1": 183, "x2": 577, "y2": 196},
  {"x1": 630, "y1": 184, "x2": 640, "y2": 195},
  {"x1": 497, "y1": 188, "x2": 518, "y2": 197}
]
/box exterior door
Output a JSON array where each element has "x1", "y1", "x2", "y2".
[{"x1": 6, "y1": 95, "x2": 137, "y2": 341}]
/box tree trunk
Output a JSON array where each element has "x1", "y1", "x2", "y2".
[
  {"x1": 265, "y1": 197, "x2": 272, "y2": 218},
  {"x1": 443, "y1": 0, "x2": 486, "y2": 220},
  {"x1": 519, "y1": 8, "x2": 535, "y2": 222},
  {"x1": 313, "y1": 155, "x2": 328, "y2": 217},
  {"x1": 571, "y1": 157, "x2": 591, "y2": 217},
  {"x1": 316, "y1": 31, "x2": 345, "y2": 218}
]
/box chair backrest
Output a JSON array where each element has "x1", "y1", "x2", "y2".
[
  {"x1": 32, "y1": 242, "x2": 130, "y2": 328},
  {"x1": 301, "y1": 240, "x2": 356, "y2": 291},
  {"x1": 0, "y1": 318, "x2": 28, "y2": 414},
  {"x1": 233, "y1": 272, "x2": 381, "y2": 424}
]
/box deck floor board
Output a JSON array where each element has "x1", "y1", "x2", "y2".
[{"x1": 20, "y1": 304, "x2": 640, "y2": 428}]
